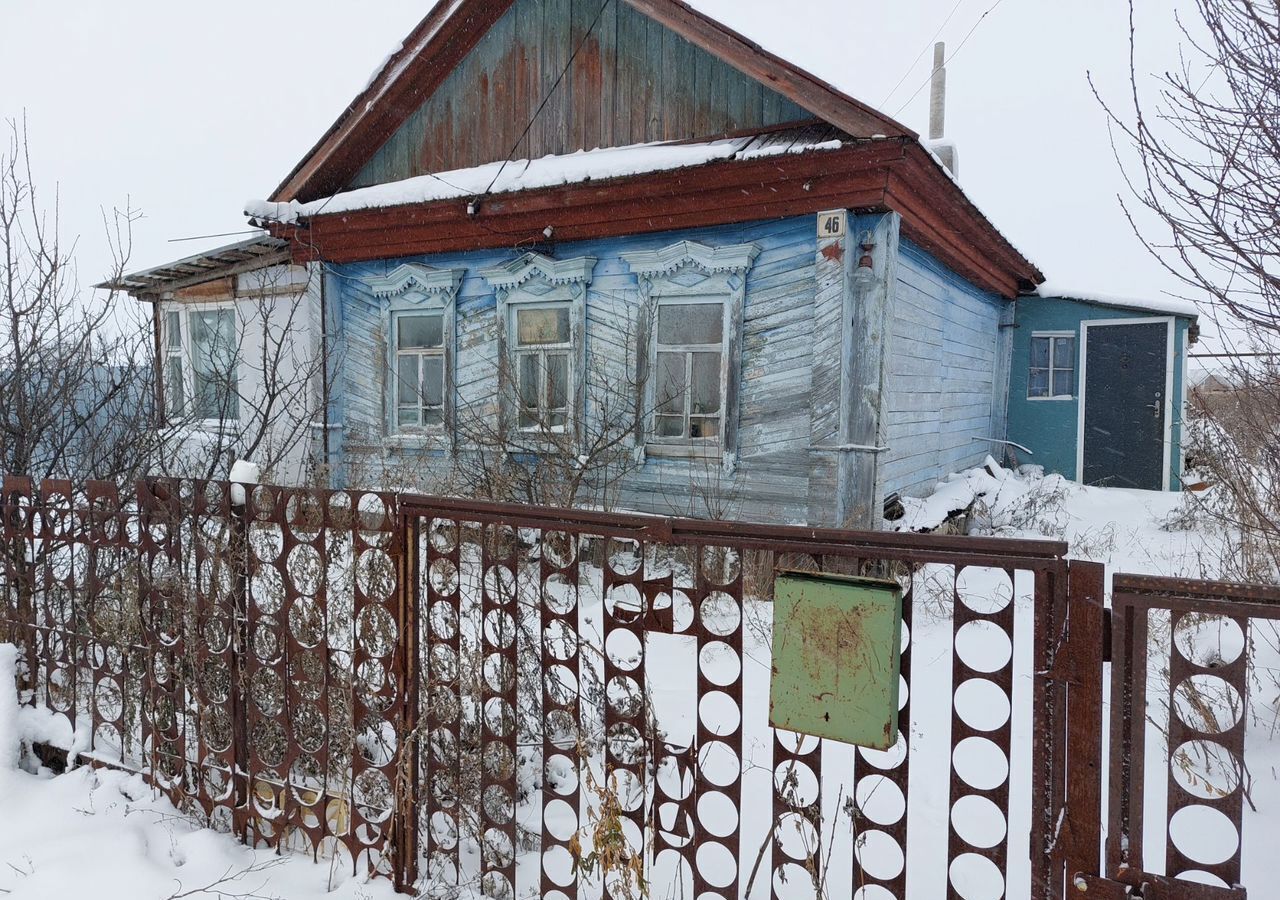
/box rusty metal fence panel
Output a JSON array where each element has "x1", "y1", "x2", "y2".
[
  {"x1": 1, "y1": 477, "x2": 1093, "y2": 898},
  {"x1": 398, "y1": 494, "x2": 1076, "y2": 900},
  {"x1": 0, "y1": 477, "x2": 410, "y2": 884},
  {"x1": 1100, "y1": 574, "x2": 1280, "y2": 898}
]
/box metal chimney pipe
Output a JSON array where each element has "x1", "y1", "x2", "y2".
[{"x1": 929, "y1": 42, "x2": 947, "y2": 141}]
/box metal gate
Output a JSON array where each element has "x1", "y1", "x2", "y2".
[
  {"x1": 396, "y1": 494, "x2": 1086, "y2": 899},
  {"x1": 1072, "y1": 574, "x2": 1277, "y2": 899}
]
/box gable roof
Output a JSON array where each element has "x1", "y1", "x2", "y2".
[{"x1": 269, "y1": 0, "x2": 915, "y2": 204}]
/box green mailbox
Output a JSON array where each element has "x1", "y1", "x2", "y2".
[{"x1": 769, "y1": 570, "x2": 903, "y2": 749}]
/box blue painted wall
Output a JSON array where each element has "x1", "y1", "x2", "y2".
[
  {"x1": 327, "y1": 216, "x2": 821, "y2": 522},
  {"x1": 324, "y1": 215, "x2": 1014, "y2": 521},
  {"x1": 1006, "y1": 296, "x2": 1193, "y2": 490},
  {"x1": 881, "y1": 239, "x2": 1011, "y2": 499}
]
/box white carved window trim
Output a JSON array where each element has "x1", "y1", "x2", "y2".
[
  {"x1": 480, "y1": 253, "x2": 596, "y2": 439},
  {"x1": 622, "y1": 241, "x2": 759, "y2": 464},
  {"x1": 364, "y1": 264, "x2": 464, "y2": 444}
]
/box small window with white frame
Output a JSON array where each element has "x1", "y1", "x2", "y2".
[
  {"x1": 652, "y1": 299, "x2": 726, "y2": 443},
  {"x1": 394, "y1": 311, "x2": 446, "y2": 430},
  {"x1": 512, "y1": 304, "x2": 572, "y2": 431},
  {"x1": 1029, "y1": 332, "x2": 1076, "y2": 399},
  {"x1": 163, "y1": 306, "x2": 240, "y2": 422}
]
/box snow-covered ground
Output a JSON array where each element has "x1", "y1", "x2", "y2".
[{"x1": 0, "y1": 462, "x2": 1276, "y2": 898}]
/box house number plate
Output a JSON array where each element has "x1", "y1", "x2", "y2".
[{"x1": 818, "y1": 210, "x2": 847, "y2": 239}]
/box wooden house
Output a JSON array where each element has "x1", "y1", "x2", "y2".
[{"x1": 238, "y1": 0, "x2": 1051, "y2": 527}]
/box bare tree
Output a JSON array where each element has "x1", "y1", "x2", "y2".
[
  {"x1": 0, "y1": 117, "x2": 159, "y2": 484},
  {"x1": 1098, "y1": 1, "x2": 1280, "y2": 581}
]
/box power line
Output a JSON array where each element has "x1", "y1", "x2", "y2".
[
  {"x1": 880, "y1": 0, "x2": 970, "y2": 108},
  {"x1": 892, "y1": 0, "x2": 1009, "y2": 118},
  {"x1": 479, "y1": 0, "x2": 615, "y2": 203}
]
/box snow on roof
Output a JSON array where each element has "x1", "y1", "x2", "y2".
[
  {"x1": 1033, "y1": 283, "x2": 1200, "y2": 319},
  {"x1": 247, "y1": 132, "x2": 848, "y2": 224}
]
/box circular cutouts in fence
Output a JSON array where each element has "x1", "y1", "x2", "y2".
[
  {"x1": 954, "y1": 678, "x2": 1011, "y2": 732},
  {"x1": 951, "y1": 794, "x2": 1007, "y2": 849},
  {"x1": 1173, "y1": 675, "x2": 1244, "y2": 735},
  {"x1": 956, "y1": 567, "x2": 1014, "y2": 615},
  {"x1": 1170, "y1": 739, "x2": 1242, "y2": 799},
  {"x1": 1169, "y1": 804, "x2": 1239, "y2": 866},
  {"x1": 1173, "y1": 614, "x2": 1245, "y2": 668},
  {"x1": 953, "y1": 736, "x2": 1010, "y2": 791},
  {"x1": 948, "y1": 851, "x2": 1004, "y2": 900},
  {"x1": 954, "y1": 619, "x2": 1013, "y2": 674}
]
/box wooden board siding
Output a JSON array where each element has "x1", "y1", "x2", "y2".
[
  {"x1": 350, "y1": 0, "x2": 810, "y2": 190},
  {"x1": 881, "y1": 240, "x2": 1009, "y2": 500},
  {"x1": 331, "y1": 216, "x2": 818, "y2": 523}
]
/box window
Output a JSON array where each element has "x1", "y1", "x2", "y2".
[
  {"x1": 394, "y1": 312, "x2": 446, "y2": 429},
  {"x1": 512, "y1": 305, "x2": 572, "y2": 430},
  {"x1": 1029, "y1": 333, "x2": 1076, "y2": 399},
  {"x1": 164, "y1": 306, "x2": 239, "y2": 421},
  {"x1": 164, "y1": 311, "x2": 185, "y2": 418},
  {"x1": 653, "y1": 301, "x2": 725, "y2": 442}
]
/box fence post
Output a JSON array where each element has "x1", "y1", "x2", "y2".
[
  {"x1": 393, "y1": 507, "x2": 420, "y2": 892},
  {"x1": 228, "y1": 493, "x2": 250, "y2": 829},
  {"x1": 1062, "y1": 560, "x2": 1106, "y2": 889}
]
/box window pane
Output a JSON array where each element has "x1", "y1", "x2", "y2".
[
  {"x1": 397, "y1": 355, "x2": 418, "y2": 406},
  {"x1": 655, "y1": 415, "x2": 684, "y2": 438},
  {"x1": 656, "y1": 352, "x2": 686, "y2": 415},
  {"x1": 1029, "y1": 369, "x2": 1050, "y2": 398},
  {"x1": 1052, "y1": 369, "x2": 1073, "y2": 398},
  {"x1": 191, "y1": 310, "x2": 237, "y2": 418},
  {"x1": 398, "y1": 407, "x2": 419, "y2": 427},
  {"x1": 516, "y1": 307, "x2": 570, "y2": 346},
  {"x1": 422, "y1": 356, "x2": 444, "y2": 407},
  {"x1": 1030, "y1": 337, "x2": 1050, "y2": 369},
  {"x1": 1053, "y1": 337, "x2": 1074, "y2": 369},
  {"x1": 547, "y1": 353, "x2": 569, "y2": 412},
  {"x1": 518, "y1": 354, "x2": 540, "y2": 412},
  {"x1": 398, "y1": 314, "x2": 443, "y2": 350},
  {"x1": 165, "y1": 311, "x2": 182, "y2": 349},
  {"x1": 690, "y1": 416, "x2": 721, "y2": 439},
  {"x1": 166, "y1": 356, "x2": 184, "y2": 416},
  {"x1": 657, "y1": 303, "x2": 723, "y2": 345},
  {"x1": 690, "y1": 352, "x2": 722, "y2": 414},
  {"x1": 423, "y1": 408, "x2": 444, "y2": 427}
]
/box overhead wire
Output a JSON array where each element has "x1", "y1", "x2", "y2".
[
  {"x1": 477, "y1": 0, "x2": 616, "y2": 204},
  {"x1": 880, "y1": 0, "x2": 971, "y2": 109},
  {"x1": 892, "y1": 0, "x2": 1010, "y2": 119}
]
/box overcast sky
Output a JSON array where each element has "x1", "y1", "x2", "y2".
[{"x1": 1, "y1": 1, "x2": 1207, "y2": 338}]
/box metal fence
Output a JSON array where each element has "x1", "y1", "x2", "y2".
[{"x1": 14, "y1": 476, "x2": 1265, "y2": 898}]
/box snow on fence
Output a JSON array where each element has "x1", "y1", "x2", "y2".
[{"x1": 0, "y1": 474, "x2": 1144, "y2": 899}]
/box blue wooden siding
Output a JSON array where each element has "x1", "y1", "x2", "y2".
[
  {"x1": 352, "y1": 0, "x2": 810, "y2": 189},
  {"x1": 1006, "y1": 296, "x2": 1192, "y2": 489},
  {"x1": 329, "y1": 217, "x2": 819, "y2": 523},
  {"x1": 881, "y1": 240, "x2": 1010, "y2": 499}
]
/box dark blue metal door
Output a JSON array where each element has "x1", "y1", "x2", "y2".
[{"x1": 1082, "y1": 322, "x2": 1168, "y2": 490}]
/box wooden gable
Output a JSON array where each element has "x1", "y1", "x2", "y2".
[
  {"x1": 271, "y1": 0, "x2": 912, "y2": 203},
  {"x1": 351, "y1": 0, "x2": 810, "y2": 189}
]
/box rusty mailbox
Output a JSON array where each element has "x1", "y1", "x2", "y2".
[{"x1": 769, "y1": 570, "x2": 903, "y2": 749}]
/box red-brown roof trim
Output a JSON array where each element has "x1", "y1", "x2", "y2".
[
  {"x1": 265, "y1": 139, "x2": 1041, "y2": 298},
  {"x1": 268, "y1": 0, "x2": 915, "y2": 205}
]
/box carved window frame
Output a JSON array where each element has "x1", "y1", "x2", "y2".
[
  {"x1": 480, "y1": 253, "x2": 596, "y2": 440},
  {"x1": 364, "y1": 263, "x2": 464, "y2": 446},
  {"x1": 622, "y1": 240, "x2": 759, "y2": 465}
]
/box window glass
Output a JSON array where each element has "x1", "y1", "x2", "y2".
[
  {"x1": 166, "y1": 356, "x2": 185, "y2": 417},
  {"x1": 398, "y1": 314, "x2": 443, "y2": 349},
  {"x1": 1030, "y1": 336, "x2": 1051, "y2": 369},
  {"x1": 656, "y1": 353, "x2": 686, "y2": 415},
  {"x1": 1029, "y1": 369, "x2": 1050, "y2": 398},
  {"x1": 165, "y1": 311, "x2": 182, "y2": 349},
  {"x1": 516, "y1": 307, "x2": 570, "y2": 346},
  {"x1": 397, "y1": 356, "x2": 418, "y2": 406},
  {"x1": 422, "y1": 356, "x2": 445, "y2": 407},
  {"x1": 1053, "y1": 336, "x2": 1074, "y2": 365},
  {"x1": 690, "y1": 352, "x2": 722, "y2": 414},
  {"x1": 657, "y1": 303, "x2": 723, "y2": 345},
  {"x1": 190, "y1": 309, "x2": 238, "y2": 420},
  {"x1": 1053, "y1": 368, "x2": 1073, "y2": 398}
]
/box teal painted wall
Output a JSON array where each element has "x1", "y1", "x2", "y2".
[{"x1": 1006, "y1": 297, "x2": 1193, "y2": 490}]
